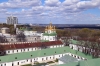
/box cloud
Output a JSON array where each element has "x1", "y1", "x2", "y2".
[
  {"x1": 62, "y1": 0, "x2": 79, "y2": 6},
  {"x1": 45, "y1": 0, "x2": 61, "y2": 7},
  {"x1": 0, "y1": 9, "x2": 7, "y2": 13},
  {"x1": 0, "y1": 0, "x2": 41, "y2": 9},
  {"x1": 0, "y1": 0, "x2": 100, "y2": 24},
  {"x1": 76, "y1": 0, "x2": 99, "y2": 9},
  {"x1": 60, "y1": 0, "x2": 100, "y2": 13}
]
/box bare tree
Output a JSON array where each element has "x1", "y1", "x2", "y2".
[
  {"x1": 40, "y1": 44, "x2": 48, "y2": 49},
  {"x1": 0, "y1": 35, "x2": 8, "y2": 43},
  {"x1": 16, "y1": 32, "x2": 26, "y2": 42},
  {"x1": 0, "y1": 45, "x2": 6, "y2": 56}
]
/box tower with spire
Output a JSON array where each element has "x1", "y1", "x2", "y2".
[{"x1": 42, "y1": 22, "x2": 57, "y2": 41}]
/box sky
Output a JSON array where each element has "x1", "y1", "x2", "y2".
[{"x1": 0, "y1": 0, "x2": 100, "y2": 24}]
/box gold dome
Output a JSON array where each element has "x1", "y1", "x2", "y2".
[{"x1": 45, "y1": 22, "x2": 56, "y2": 31}]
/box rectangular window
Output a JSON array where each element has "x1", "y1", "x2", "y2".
[
  {"x1": 50, "y1": 57, "x2": 51, "y2": 59},
  {"x1": 32, "y1": 48, "x2": 33, "y2": 50},
  {"x1": 46, "y1": 57, "x2": 48, "y2": 60},
  {"x1": 18, "y1": 62, "x2": 19, "y2": 65},
  {"x1": 5, "y1": 64, "x2": 6, "y2": 66},
  {"x1": 27, "y1": 60, "x2": 28, "y2": 62},
  {"x1": 59, "y1": 55, "x2": 60, "y2": 57},
  {"x1": 31, "y1": 59, "x2": 32, "y2": 62},
  {"x1": 12, "y1": 63, "x2": 14, "y2": 66},
  {"x1": 17, "y1": 50, "x2": 18, "y2": 52},
  {"x1": 42, "y1": 58, "x2": 44, "y2": 61},
  {"x1": 13, "y1": 50, "x2": 14, "y2": 53},
  {"x1": 28, "y1": 49, "x2": 29, "y2": 51},
  {"x1": 8, "y1": 51, "x2": 10, "y2": 53}
]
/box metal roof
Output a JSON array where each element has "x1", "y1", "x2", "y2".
[
  {"x1": 59, "y1": 55, "x2": 78, "y2": 63},
  {"x1": 0, "y1": 46, "x2": 92, "y2": 63}
]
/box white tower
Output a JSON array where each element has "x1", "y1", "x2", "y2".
[{"x1": 42, "y1": 23, "x2": 57, "y2": 41}]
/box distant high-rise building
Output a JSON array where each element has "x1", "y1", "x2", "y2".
[{"x1": 7, "y1": 15, "x2": 18, "y2": 24}]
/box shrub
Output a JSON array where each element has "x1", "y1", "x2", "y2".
[{"x1": 55, "y1": 58, "x2": 58, "y2": 62}]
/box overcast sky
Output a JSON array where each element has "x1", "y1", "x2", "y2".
[{"x1": 0, "y1": 0, "x2": 100, "y2": 24}]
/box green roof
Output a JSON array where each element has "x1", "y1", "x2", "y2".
[
  {"x1": 19, "y1": 27, "x2": 32, "y2": 31},
  {"x1": 57, "y1": 58, "x2": 100, "y2": 66},
  {"x1": 43, "y1": 33, "x2": 57, "y2": 36},
  {"x1": 0, "y1": 47, "x2": 92, "y2": 63},
  {"x1": 69, "y1": 39, "x2": 78, "y2": 45}
]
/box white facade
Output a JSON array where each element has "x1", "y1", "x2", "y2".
[
  {"x1": 23, "y1": 31, "x2": 37, "y2": 36},
  {"x1": 5, "y1": 45, "x2": 64, "y2": 55},
  {"x1": 69, "y1": 44, "x2": 83, "y2": 52},
  {"x1": 0, "y1": 52, "x2": 86, "y2": 66},
  {"x1": 0, "y1": 53, "x2": 68, "y2": 66},
  {"x1": 0, "y1": 31, "x2": 41, "y2": 43},
  {"x1": 43, "y1": 35, "x2": 56, "y2": 41}
]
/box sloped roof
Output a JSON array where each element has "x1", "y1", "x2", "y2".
[
  {"x1": 0, "y1": 47, "x2": 67, "y2": 63},
  {"x1": 57, "y1": 58, "x2": 100, "y2": 66},
  {"x1": 0, "y1": 46, "x2": 92, "y2": 63},
  {"x1": 59, "y1": 55, "x2": 78, "y2": 63},
  {"x1": 0, "y1": 41, "x2": 63, "y2": 50}
]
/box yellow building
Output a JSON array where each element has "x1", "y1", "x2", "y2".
[{"x1": 1, "y1": 27, "x2": 10, "y2": 34}]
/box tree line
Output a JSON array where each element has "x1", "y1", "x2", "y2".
[{"x1": 59, "y1": 28, "x2": 100, "y2": 58}]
